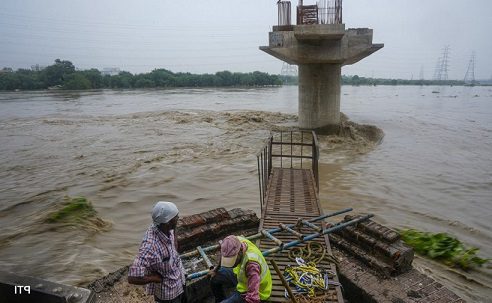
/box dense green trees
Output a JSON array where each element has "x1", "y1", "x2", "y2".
[
  {"x1": 80, "y1": 69, "x2": 104, "y2": 89},
  {"x1": 43, "y1": 59, "x2": 76, "y2": 87},
  {"x1": 63, "y1": 74, "x2": 92, "y2": 90},
  {"x1": 2, "y1": 59, "x2": 473, "y2": 91},
  {"x1": 0, "y1": 59, "x2": 282, "y2": 91}
]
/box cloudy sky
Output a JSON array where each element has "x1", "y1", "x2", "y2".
[{"x1": 1, "y1": 0, "x2": 491, "y2": 80}]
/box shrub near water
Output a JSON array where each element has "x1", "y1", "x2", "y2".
[
  {"x1": 45, "y1": 196, "x2": 111, "y2": 231},
  {"x1": 400, "y1": 229, "x2": 489, "y2": 270}
]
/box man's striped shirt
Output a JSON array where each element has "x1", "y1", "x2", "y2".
[{"x1": 129, "y1": 226, "x2": 185, "y2": 300}]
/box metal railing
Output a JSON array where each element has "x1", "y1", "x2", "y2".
[{"x1": 257, "y1": 131, "x2": 320, "y2": 210}]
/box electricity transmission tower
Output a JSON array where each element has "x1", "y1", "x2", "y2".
[
  {"x1": 281, "y1": 62, "x2": 298, "y2": 77},
  {"x1": 434, "y1": 45, "x2": 450, "y2": 81},
  {"x1": 463, "y1": 51, "x2": 476, "y2": 85},
  {"x1": 280, "y1": 62, "x2": 298, "y2": 84},
  {"x1": 433, "y1": 58, "x2": 441, "y2": 80}
]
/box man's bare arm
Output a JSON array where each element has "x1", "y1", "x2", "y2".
[{"x1": 128, "y1": 273, "x2": 162, "y2": 285}]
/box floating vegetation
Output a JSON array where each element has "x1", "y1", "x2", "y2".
[
  {"x1": 400, "y1": 229, "x2": 489, "y2": 270},
  {"x1": 45, "y1": 196, "x2": 111, "y2": 231}
]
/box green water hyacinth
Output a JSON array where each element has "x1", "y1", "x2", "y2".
[
  {"x1": 46, "y1": 196, "x2": 96, "y2": 223},
  {"x1": 400, "y1": 229, "x2": 489, "y2": 270},
  {"x1": 45, "y1": 196, "x2": 112, "y2": 232}
]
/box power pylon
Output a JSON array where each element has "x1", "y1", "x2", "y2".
[
  {"x1": 281, "y1": 62, "x2": 298, "y2": 77},
  {"x1": 434, "y1": 45, "x2": 450, "y2": 81},
  {"x1": 463, "y1": 51, "x2": 476, "y2": 85},
  {"x1": 433, "y1": 57, "x2": 441, "y2": 80}
]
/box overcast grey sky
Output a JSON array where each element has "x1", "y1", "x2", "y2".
[{"x1": 1, "y1": 0, "x2": 491, "y2": 80}]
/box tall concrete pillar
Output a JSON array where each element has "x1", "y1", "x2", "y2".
[
  {"x1": 260, "y1": 21, "x2": 383, "y2": 132},
  {"x1": 298, "y1": 64, "x2": 341, "y2": 130}
]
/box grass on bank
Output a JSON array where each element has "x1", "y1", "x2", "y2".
[{"x1": 400, "y1": 229, "x2": 489, "y2": 270}]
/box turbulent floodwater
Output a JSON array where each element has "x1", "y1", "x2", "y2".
[{"x1": 0, "y1": 86, "x2": 491, "y2": 301}]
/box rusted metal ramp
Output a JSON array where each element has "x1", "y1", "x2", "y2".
[{"x1": 256, "y1": 132, "x2": 344, "y2": 303}]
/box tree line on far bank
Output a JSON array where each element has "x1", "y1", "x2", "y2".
[
  {"x1": 2, "y1": 59, "x2": 481, "y2": 91},
  {"x1": 279, "y1": 75, "x2": 471, "y2": 86},
  {"x1": 0, "y1": 59, "x2": 282, "y2": 91},
  {"x1": 342, "y1": 75, "x2": 467, "y2": 86}
]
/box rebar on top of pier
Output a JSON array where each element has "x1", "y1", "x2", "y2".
[
  {"x1": 297, "y1": 0, "x2": 342, "y2": 25},
  {"x1": 317, "y1": 0, "x2": 342, "y2": 24}
]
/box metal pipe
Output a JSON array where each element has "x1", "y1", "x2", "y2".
[
  {"x1": 262, "y1": 214, "x2": 373, "y2": 257},
  {"x1": 279, "y1": 223, "x2": 304, "y2": 240},
  {"x1": 300, "y1": 132, "x2": 303, "y2": 168},
  {"x1": 180, "y1": 208, "x2": 352, "y2": 258},
  {"x1": 187, "y1": 269, "x2": 211, "y2": 280},
  {"x1": 186, "y1": 213, "x2": 372, "y2": 280},
  {"x1": 260, "y1": 153, "x2": 264, "y2": 206},
  {"x1": 280, "y1": 131, "x2": 283, "y2": 168},
  {"x1": 181, "y1": 243, "x2": 220, "y2": 258},
  {"x1": 290, "y1": 131, "x2": 293, "y2": 168},
  {"x1": 301, "y1": 220, "x2": 323, "y2": 232},
  {"x1": 263, "y1": 146, "x2": 268, "y2": 199},
  {"x1": 252, "y1": 207, "x2": 352, "y2": 241},
  {"x1": 268, "y1": 136, "x2": 273, "y2": 176},
  {"x1": 270, "y1": 259, "x2": 298, "y2": 303},
  {"x1": 257, "y1": 156, "x2": 263, "y2": 210},
  {"x1": 261, "y1": 229, "x2": 284, "y2": 248},
  {"x1": 197, "y1": 246, "x2": 213, "y2": 269}
]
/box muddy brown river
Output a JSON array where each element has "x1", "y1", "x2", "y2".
[{"x1": 0, "y1": 86, "x2": 491, "y2": 301}]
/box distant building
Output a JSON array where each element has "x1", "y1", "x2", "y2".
[
  {"x1": 31, "y1": 64, "x2": 46, "y2": 71},
  {"x1": 0, "y1": 67, "x2": 13, "y2": 73},
  {"x1": 101, "y1": 67, "x2": 120, "y2": 76}
]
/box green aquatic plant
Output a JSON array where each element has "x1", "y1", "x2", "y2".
[
  {"x1": 45, "y1": 197, "x2": 112, "y2": 232},
  {"x1": 46, "y1": 196, "x2": 97, "y2": 223},
  {"x1": 400, "y1": 229, "x2": 489, "y2": 270},
  {"x1": 45, "y1": 196, "x2": 111, "y2": 232}
]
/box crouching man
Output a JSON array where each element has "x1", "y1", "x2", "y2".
[{"x1": 209, "y1": 235, "x2": 272, "y2": 303}]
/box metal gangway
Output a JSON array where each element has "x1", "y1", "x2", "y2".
[
  {"x1": 257, "y1": 131, "x2": 343, "y2": 302},
  {"x1": 183, "y1": 132, "x2": 371, "y2": 302}
]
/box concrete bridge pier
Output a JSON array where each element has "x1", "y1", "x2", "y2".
[
  {"x1": 260, "y1": 3, "x2": 384, "y2": 132},
  {"x1": 298, "y1": 63, "x2": 341, "y2": 131}
]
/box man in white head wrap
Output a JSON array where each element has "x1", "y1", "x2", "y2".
[
  {"x1": 128, "y1": 201, "x2": 186, "y2": 303},
  {"x1": 152, "y1": 201, "x2": 179, "y2": 227}
]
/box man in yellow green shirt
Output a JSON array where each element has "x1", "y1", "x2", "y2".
[{"x1": 209, "y1": 235, "x2": 272, "y2": 303}]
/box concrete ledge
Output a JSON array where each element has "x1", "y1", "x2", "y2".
[
  {"x1": 294, "y1": 24, "x2": 346, "y2": 40},
  {"x1": 259, "y1": 46, "x2": 298, "y2": 65},
  {"x1": 0, "y1": 270, "x2": 95, "y2": 303},
  {"x1": 273, "y1": 25, "x2": 294, "y2": 32},
  {"x1": 344, "y1": 43, "x2": 384, "y2": 65}
]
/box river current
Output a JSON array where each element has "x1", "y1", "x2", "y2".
[{"x1": 0, "y1": 86, "x2": 491, "y2": 301}]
